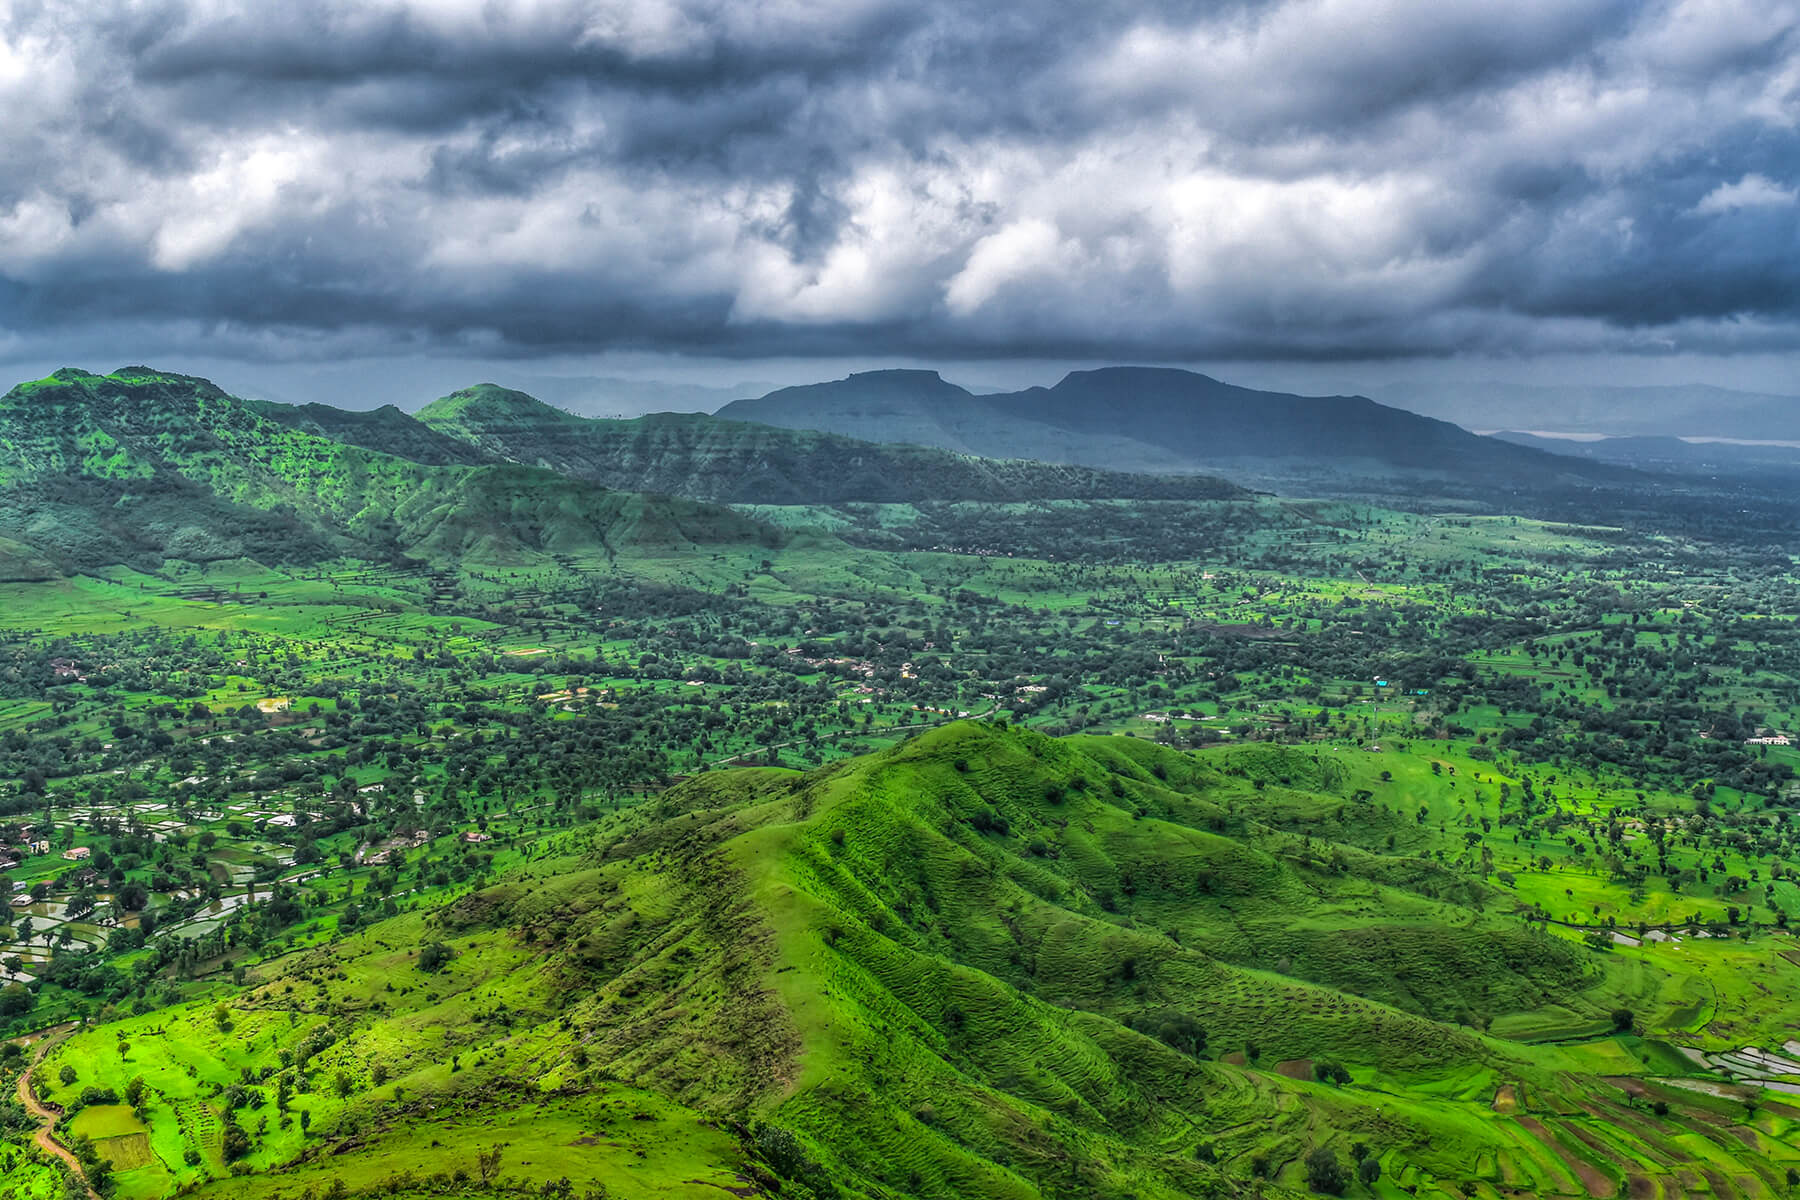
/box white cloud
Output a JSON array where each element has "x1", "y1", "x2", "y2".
[
  {"x1": 2, "y1": 0, "x2": 1800, "y2": 360},
  {"x1": 1692, "y1": 173, "x2": 1799, "y2": 214}
]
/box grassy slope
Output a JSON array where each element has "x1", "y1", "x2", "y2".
[
  {"x1": 245, "y1": 399, "x2": 496, "y2": 467},
  {"x1": 33, "y1": 724, "x2": 1800, "y2": 1200},
  {"x1": 0, "y1": 369, "x2": 782, "y2": 569}
]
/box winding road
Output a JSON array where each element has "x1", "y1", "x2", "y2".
[{"x1": 14, "y1": 1022, "x2": 99, "y2": 1199}]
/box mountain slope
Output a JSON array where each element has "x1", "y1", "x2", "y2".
[
  {"x1": 412, "y1": 383, "x2": 1247, "y2": 503},
  {"x1": 247, "y1": 398, "x2": 497, "y2": 466},
  {"x1": 716, "y1": 367, "x2": 1643, "y2": 495},
  {"x1": 35, "y1": 722, "x2": 1787, "y2": 1200},
  {"x1": 0, "y1": 367, "x2": 780, "y2": 569}
]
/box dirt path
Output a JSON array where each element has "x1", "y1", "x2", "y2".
[{"x1": 15, "y1": 1023, "x2": 99, "y2": 1198}]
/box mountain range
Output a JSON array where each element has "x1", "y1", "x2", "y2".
[
  {"x1": 0, "y1": 362, "x2": 1720, "y2": 578},
  {"x1": 407, "y1": 384, "x2": 1246, "y2": 505},
  {"x1": 715, "y1": 367, "x2": 1637, "y2": 497},
  {"x1": 1493, "y1": 431, "x2": 1800, "y2": 475},
  {"x1": 1377, "y1": 380, "x2": 1800, "y2": 440},
  {"x1": 0, "y1": 368, "x2": 776, "y2": 572}
]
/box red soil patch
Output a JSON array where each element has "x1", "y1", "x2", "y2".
[
  {"x1": 1517, "y1": 1116, "x2": 1616, "y2": 1198},
  {"x1": 1700, "y1": 1170, "x2": 1738, "y2": 1200},
  {"x1": 1493, "y1": 1084, "x2": 1519, "y2": 1113},
  {"x1": 1273, "y1": 1058, "x2": 1314, "y2": 1081}
]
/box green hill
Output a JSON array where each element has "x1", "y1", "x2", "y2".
[
  {"x1": 246, "y1": 399, "x2": 496, "y2": 467},
  {"x1": 411, "y1": 383, "x2": 1248, "y2": 504},
  {"x1": 0, "y1": 368, "x2": 781, "y2": 569},
  {"x1": 30, "y1": 722, "x2": 1794, "y2": 1199}
]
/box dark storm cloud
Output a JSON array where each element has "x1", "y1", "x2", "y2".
[{"x1": 2, "y1": 0, "x2": 1799, "y2": 364}]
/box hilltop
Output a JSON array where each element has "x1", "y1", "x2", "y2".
[
  {"x1": 717, "y1": 367, "x2": 1643, "y2": 501},
  {"x1": 23, "y1": 722, "x2": 1798, "y2": 1199},
  {"x1": 410, "y1": 383, "x2": 1248, "y2": 504},
  {"x1": 0, "y1": 367, "x2": 779, "y2": 570},
  {"x1": 247, "y1": 399, "x2": 496, "y2": 467}
]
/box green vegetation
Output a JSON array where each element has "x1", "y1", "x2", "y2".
[
  {"x1": 407, "y1": 382, "x2": 1246, "y2": 504},
  {"x1": 1, "y1": 366, "x2": 1799, "y2": 1199}
]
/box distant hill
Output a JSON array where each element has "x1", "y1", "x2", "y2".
[
  {"x1": 1380, "y1": 380, "x2": 1800, "y2": 439},
  {"x1": 412, "y1": 383, "x2": 1248, "y2": 504},
  {"x1": 716, "y1": 366, "x2": 1637, "y2": 498},
  {"x1": 0, "y1": 368, "x2": 779, "y2": 570},
  {"x1": 1493, "y1": 430, "x2": 1800, "y2": 474},
  {"x1": 502, "y1": 372, "x2": 771, "y2": 417}
]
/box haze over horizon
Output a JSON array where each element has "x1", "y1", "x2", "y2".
[{"x1": 4, "y1": 1, "x2": 1800, "y2": 413}]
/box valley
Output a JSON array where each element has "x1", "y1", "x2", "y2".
[{"x1": 0, "y1": 369, "x2": 1798, "y2": 1200}]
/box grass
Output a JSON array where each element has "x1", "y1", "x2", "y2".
[
  {"x1": 3, "y1": 368, "x2": 1800, "y2": 1196},
  {"x1": 15, "y1": 721, "x2": 1752, "y2": 1199}
]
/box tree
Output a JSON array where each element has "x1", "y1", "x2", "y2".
[
  {"x1": 221, "y1": 1114, "x2": 251, "y2": 1162},
  {"x1": 417, "y1": 941, "x2": 453, "y2": 972},
  {"x1": 1611, "y1": 1008, "x2": 1635, "y2": 1034},
  {"x1": 125, "y1": 1076, "x2": 147, "y2": 1109},
  {"x1": 1150, "y1": 1012, "x2": 1208, "y2": 1057},
  {"x1": 1357, "y1": 1157, "x2": 1382, "y2": 1185},
  {"x1": 1313, "y1": 1060, "x2": 1352, "y2": 1085},
  {"x1": 1305, "y1": 1146, "x2": 1348, "y2": 1195}
]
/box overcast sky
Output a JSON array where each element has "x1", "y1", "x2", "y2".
[{"x1": 3, "y1": 0, "x2": 1800, "y2": 406}]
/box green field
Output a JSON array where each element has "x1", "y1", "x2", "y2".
[{"x1": 3, "y1": 368, "x2": 1800, "y2": 1198}]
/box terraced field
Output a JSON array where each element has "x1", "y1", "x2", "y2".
[{"x1": 18, "y1": 723, "x2": 1796, "y2": 1200}]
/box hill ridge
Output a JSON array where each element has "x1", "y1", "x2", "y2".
[
  {"x1": 0, "y1": 366, "x2": 783, "y2": 569},
  {"x1": 715, "y1": 365, "x2": 1644, "y2": 498},
  {"x1": 408, "y1": 382, "x2": 1249, "y2": 505}
]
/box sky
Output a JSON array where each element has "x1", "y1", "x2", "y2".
[{"x1": 3, "y1": 0, "x2": 1800, "y2": 408}]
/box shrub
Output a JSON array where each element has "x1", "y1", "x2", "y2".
[
  {"x1": 1305, "y1": 1146, "x2": 1348, "y2": 1195},
  {"x1": 969, "y1": 808, "x2": 1009, "y2": 836},
  {"x1": 1313, "y1": 1061, "x2": 1351, "y2": 1085},
  {"x1": 750, "y1": 1123, "x2": 833, "y2": 1196},
  {"x1": 221, "y1": 1114, "x2": 251, "y2": 1162}
]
